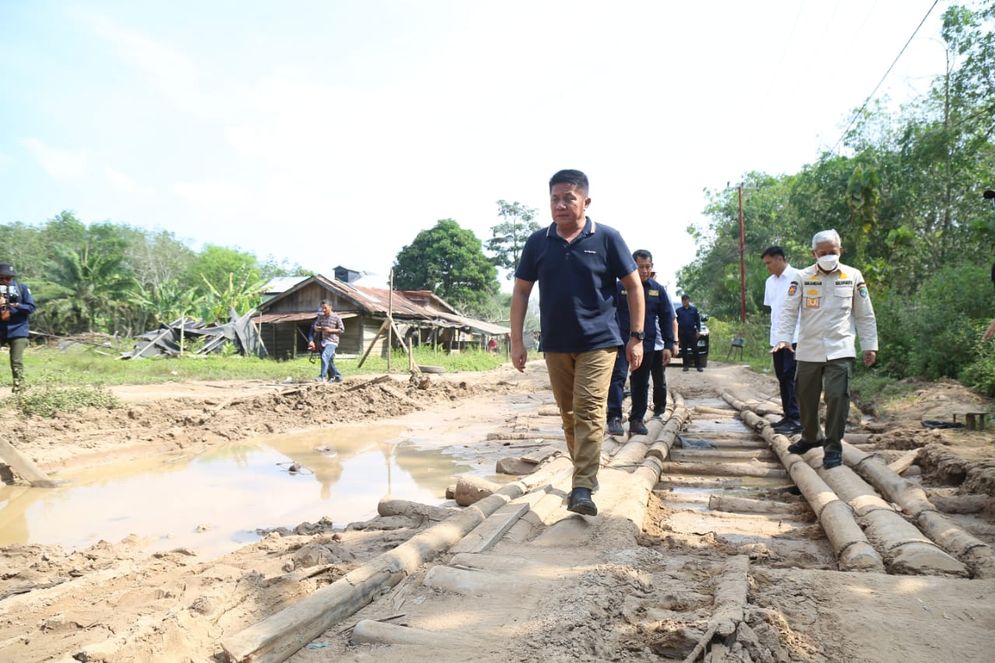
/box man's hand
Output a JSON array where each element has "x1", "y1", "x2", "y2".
[
  {"x1": 771, "y1": 341, "x2": 794, "y2": 354},
  {"x1": 511, "y1": 339, "x2": 527, "y2": 372},
  {"x1": 863, "y1": 350, "x2": 877, "y2": 367},
  {"x1": 307, "y1": 341, "x2": 315, "y2": 351},
  {"x1": 626, "y1": 338, "x2": 643, "y2": 371},
  {"x1": 662, "y1": 348, "x2": 673, "y2": 363}
]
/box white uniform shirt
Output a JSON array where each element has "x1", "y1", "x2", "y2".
[
  {"x1": 764, "y1": 265, "x2": 800, "y2": 347},
  {"x1": 776, "y1": 262, "x2": 878, "y2": 362}
]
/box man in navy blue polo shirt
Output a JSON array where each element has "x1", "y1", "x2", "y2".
[
  {"x1": 510, "y1": 169, "x2": 644, "y2": 517},
  {"x1": 607, "y1": 250, "x2": 675, "y2": 437}
]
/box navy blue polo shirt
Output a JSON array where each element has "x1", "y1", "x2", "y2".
[
  {"x1": 616, "y1": 277, "x2": 675, "y2": 349},
  {"x1": 515, "y1": 217, "x2": 637, "y2": 353}
]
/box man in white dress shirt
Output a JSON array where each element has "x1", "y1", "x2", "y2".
[{"x1": 762, "y1": 246, "x2": 801, "y2": 435}]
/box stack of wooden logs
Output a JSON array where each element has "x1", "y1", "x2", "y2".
[{"x1": 722, "y1": 392, "x2": 995, "y2": 578}]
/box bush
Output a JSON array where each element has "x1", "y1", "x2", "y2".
[
  {"x1": 8, "y1": 384, "x2": 121, "y2": 417},
  {"x1": 961, "y1": 333, "x2": 995, "y2": 397}
]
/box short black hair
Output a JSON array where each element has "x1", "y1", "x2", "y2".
[
  {"x1": 549, "y1": 169, "x2": 589, "y2": 193},
  {"x1": 681, "y1": 294, "x2": 690, "y2": 301},
  {"x1": 632, "y1": 249, "x2": 653, "y2": 262},
  {"x1": 761, "y1": 246, "x2": 785, "y2": 259}
]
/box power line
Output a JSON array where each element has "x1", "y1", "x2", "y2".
[{"x1": 831, "y1": 0, "x2": 941, "y2": 153}]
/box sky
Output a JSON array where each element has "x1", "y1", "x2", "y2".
[{"x1": 0, "y1": 0, "x2": 952, "y2": 293}]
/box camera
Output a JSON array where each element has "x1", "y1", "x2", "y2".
[{"x1": 0, "y1": 284, "x2": 19, "y2": 305}]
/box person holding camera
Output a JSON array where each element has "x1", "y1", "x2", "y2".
[
  {"x1": 0, "y1": 263, "x2": 36, "y2": 393},
  {"x1": 308, "y1": 301, "x2": 345, "y2": 383}
]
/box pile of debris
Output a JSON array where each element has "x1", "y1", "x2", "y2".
[{"x1": 123, "y1": 309, "x2": 267, "y2": 359}]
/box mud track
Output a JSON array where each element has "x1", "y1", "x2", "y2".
[{"x1": 1, "y1": 363, "x2": 993, "y2": 662}]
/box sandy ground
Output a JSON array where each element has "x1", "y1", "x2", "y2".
[{"x1": 1, "y1": 361, "x2": 994, "y2": 662}]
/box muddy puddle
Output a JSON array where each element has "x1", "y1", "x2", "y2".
[{"x1": 0, "y1": 423, "x2": 471, "y2": 557}]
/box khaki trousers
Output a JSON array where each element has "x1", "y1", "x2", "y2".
[{"x1": 545, "y1": 348, "x2": 616, "y2": 489}]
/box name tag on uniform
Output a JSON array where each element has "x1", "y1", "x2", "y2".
[
  {"x1": 648, "y1": 289, "x2": 659, "y2": 296},
  {"x1": 804, "y1": 296, "x2": 821, "y2": 309}
]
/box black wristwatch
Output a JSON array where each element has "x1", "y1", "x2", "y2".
[{"x1": 629, "y1": 330, "x2": 645, "y2": 341}]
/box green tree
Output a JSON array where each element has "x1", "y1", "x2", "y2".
[
  {"x1": 486, "y1": 200, "x2": 540, "y2": 277},
  {"x1": 40, "y1": 243, "x2": 136, "y2": 333},
  {"x1": 393, "y1": 219, "x2": 499, "y2": 316}
]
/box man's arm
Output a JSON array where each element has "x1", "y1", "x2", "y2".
[
  {"x1": 510, "y1": 278, "x2": 534, "y2": 372},
  {"x1": 658, "y1": 288, "x2": 675, "y2": 361},
  {"x1": 852, "y1": 275, "x2": 878, "y2": 367},
  {"x1": 773, "y1": 276, "x2": 801, "y2": 353},
  {"x1": 619, "y1": 271, "x2": 644, "y2": 371}
]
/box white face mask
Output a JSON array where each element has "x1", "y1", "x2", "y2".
[{"x1": 817, "y1": 254, "x2": 840, "y2": 272}]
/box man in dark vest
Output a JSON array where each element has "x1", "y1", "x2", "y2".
[
  {"x1": 0, "y1": 263, "x2": 37, "y2": 393},
  {"x1": 606, "y1": 250, "x2": 674, "y2": 436}
]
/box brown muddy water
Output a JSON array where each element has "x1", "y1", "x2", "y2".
[{"x1": 0, "y1": 424, "x2": 471, "y2": 557}]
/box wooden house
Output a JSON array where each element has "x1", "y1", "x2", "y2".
[{"x1": 254, "y1": 274, "x2": 509, "y2": 360}]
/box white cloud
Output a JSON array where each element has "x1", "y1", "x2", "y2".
[
  {"x1": 20, "y1": 138, "x2": 87, "y2": 180},
  {"x1": 105, "y1": 167, "x2": 154, "y2": 196}
]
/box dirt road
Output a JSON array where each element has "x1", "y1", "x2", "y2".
[{"x1": 1, "y1": 362, "x2": 993, "y2": 662}]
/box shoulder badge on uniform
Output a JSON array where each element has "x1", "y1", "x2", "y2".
[
  {"x1": 787, "y1": 282, "x2": 798, "y2": 296},
  {"x1": 858, "y1": 283, "x2": 868, "y2": 298}
]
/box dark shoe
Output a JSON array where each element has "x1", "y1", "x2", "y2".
[
  {"x1": 567, "y1": 487, "x2": 598, "y2": 516},
  {"x1": 652, "y1": 407, "x2": 666, "y2": 419},
  {"x1": 629, "y1": 419, "x2": 648, "y2": 436},
  {"x1": 771, "y1": 417, "x2": 789, "y2": 428},
  {"x1": 682, "y1": 367, "x2": 689, "y2": 372},
  {"x1": 697, "y1": 367, "x2": 704, "y2": 372},
  {"x1": 606, "y1": 417, "x2": 624, "y2": 436},
  {"x1": 332, "y1": 376, "x2": 343, "y2": 383},
  {"x1": 773, "y1": 420, "x2": 802, "y2": 435},
  {"x1": 822, "y1": 451, "x2": 843, "y2": 469},
  {"x1": 787, "y1": 439, "x2": 821, "y2": 455}
]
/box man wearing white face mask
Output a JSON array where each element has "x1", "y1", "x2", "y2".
[{"x1": 772, "y1": 229, "x2": 878, "y2": 469}]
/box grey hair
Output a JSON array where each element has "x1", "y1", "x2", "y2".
[{"x1": 812, "y1": 229, "x2": 841, "y2": 249}]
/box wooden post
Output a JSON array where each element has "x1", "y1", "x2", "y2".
[
  {"x1": 387, "y1": 270, "x2": 394, "y2": 373},
  {"x1": 0, "y1": 439, "x2": 58, "y2": 488},
  {"x1": 357, "y1": 320, "x2": 389, "y2": 369},
  {"x1": 179, "y1": 315, "x2": 185, "y2": 356}
]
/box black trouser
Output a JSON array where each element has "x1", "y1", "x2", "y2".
[
  {"x1": 607, "y1": 346, "x2": 653, "y2": 422},
  {"x1": 650, "y1": 349, "x2": 667, "y2": 413},
  {"x1": 679, "y1": 332, "x2": 700, "y2": 369},
  {"x1": 772, "y1": 345, "x2": 800, "y2": 421}
]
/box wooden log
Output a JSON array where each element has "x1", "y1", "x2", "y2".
[
  {"x1": 449, "y1": 502, "x2": 530, "y2": 554},
  {"x1": 682, "y1": 555, "x2": 749, "y2": 663},
  {"x1": 797, "y1": 450, "x2": 967, "y2": 576},
  {"x1": 670, "y1": 448, "x2": 777, "y2": 463},
  {"x1": 351, "y1": 619, "x2": 465, "y2": 647},
  {"x1": 724, "y1": 393, "x2": 883, "y2": 572},
  {"x1": 707, "y1": 494, "x2": 811, "y2": 517},
  {"x1": 379, "y1": 384, "x2": 420, "y2": 407},
  {"x1": 659, "y1": 461, "x2": 788, "y2": 479},
  {"x1": 887, "y1": 450, "x2": 919, "y2": 475},
  {"x1": 843, "y1": 443, "x2": 995, "y2": 579},
  {"x1": 692, "y1": 405, "x2": 738, "y2": 416},
  {"x1": 681, "y1": 437, "x2": 768, "y2": 450},
  {"x1": 454, "y1": 475, "x2": 500, "y2": 506},
  {"x1": 928, "y1": 494, "x2": 993, "y2": 514},
  {"x1": 221, "y1": 456, "x2": 572, "y2": 663},
  {"x1": 495, "y1": 457, "x2": 537, "y2": 475},
  {"x1": 0, "y1": 439, "x2": 58, "y2": 488},
  {"x1": 377, "y1": 498, "x2": 459, "y2": 522},
  {"x1": 485, "y1": 431, "x2": 565, "y2": 441}
]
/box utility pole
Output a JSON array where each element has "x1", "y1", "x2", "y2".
[{"x1": 738, "y1": 184, "x2": 747, "y2": 323}]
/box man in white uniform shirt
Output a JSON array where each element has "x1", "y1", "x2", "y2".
[
  {"x1": 762, "y1": 246, "x2": 801, "y2": 434},
  {"x1": 773, "y1": 230, "x2": 878, "y2": 469}
]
